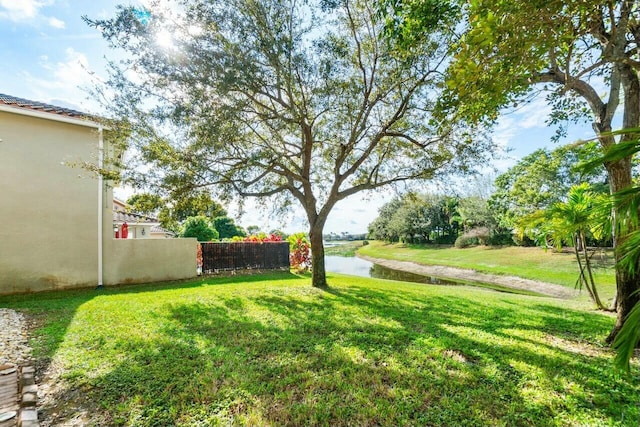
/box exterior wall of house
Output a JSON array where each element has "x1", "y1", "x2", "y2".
[
  {"x1": 128, "y1": 224, "x2": 151, "y2": 239},
  {"x1": 0, "y1": 108, "x2": 198, "y2": 295},
  {"x1": 103, "y1": 238, "x2": 197, "y2": 285},
  {"x1": 0, "y1": 110, "x2": 102, "y2": 293}
]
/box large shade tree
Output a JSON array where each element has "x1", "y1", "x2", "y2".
[
  {"x1": 127, "y1": 191, "x2": 227, "y2": 232},
  {"x1": 88, "y1": 0, "x2": 491, "y2": 287},
  {"x1": 380, "y1": 0, "x2": 640, "y2": 341}
]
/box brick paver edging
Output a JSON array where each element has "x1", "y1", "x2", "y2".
[{"x1": 18, "y1": 367, "x2": 38, "y2": 427}]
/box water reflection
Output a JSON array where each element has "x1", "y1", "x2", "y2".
[{"x1": 325, "y1": 255, "x2": 462, "y2": 286}]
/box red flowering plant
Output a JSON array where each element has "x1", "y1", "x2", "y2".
[
  {"x1": 240, "y1": 233, "x2": 283, "y2": 242},
  {"x1": 287, "y1": 232, "x2": 311, "y2": 271}
]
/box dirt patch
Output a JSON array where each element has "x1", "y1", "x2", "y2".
[{"x1": 357, "y1": 255, "x2": 577, "y2": 299}]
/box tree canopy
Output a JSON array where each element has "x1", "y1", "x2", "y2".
[
  {"x1": 181, "y1": 216, "x2": 219, "y2": 241},
  {"x1": 212, "y1": 216, "x2": 246, "y2": 239},
  {"x1": 489, "y1": 142, "x2": 607, "y2": 230},
  {"x1": 88, "y1": 0, "x2": 492, "y2": 287},
  {"x1": 368, "y1": 193, "x2": 461, "y2": 244},
  {"x1": 126, "y1": 193, "x2": 163, "y2": 216},
  {"x1": 127, "y1": 191, "x2": 227, "y2": 232}
]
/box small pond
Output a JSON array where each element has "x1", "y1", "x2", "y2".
[
  {"x1": 324, "y1": 255, "x2": 537, "y2": 295},
  {"x1": 325, "y1": 255, "x2": 463, "y2": 286}
]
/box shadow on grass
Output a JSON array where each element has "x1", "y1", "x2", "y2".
[
  {"x1": 21, "y1": 278, "x2": 639, "y2": 426},
  {"x1": 0, "y1": 271, "x2": 300, "y2": 395}
]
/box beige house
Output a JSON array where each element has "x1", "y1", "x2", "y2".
[{"x1": 0, "y1": 94, "x2": 196, "y2": 294}]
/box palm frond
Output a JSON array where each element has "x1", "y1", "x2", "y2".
[
  {"x1": 580, "y1": 130, "x2": 640, "y2": 172},
  {"x1": 612, "y1": 187, "x2": 640, "y2": 232},
  {"x1": 617, "y1": 231, "x2": 640, "y2": 275},
  {"x1": 589, "y1": 196, "x2": 611, "y2": 240},
  {"x1": 613, "y1": 295, "x2": 640, "y2": 372}
]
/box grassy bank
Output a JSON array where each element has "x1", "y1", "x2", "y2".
[
  {"x1": 324, "y1": 240, "x2": 367, "y2": 257},
  {"x1": 358, "y1": 241, "x2": 616, "y2": 296},
  {"x1": 1, "y1": 273, "x2": 637, "y2": 426}
]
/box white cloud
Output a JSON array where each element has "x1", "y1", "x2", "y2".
[
  {"x1": 48, "y1": 16, "x2": 64, "y2": 28},
  {"x1": 516, "y1": 98, "x2": 553, "y2": 129},
  {"x1": 491, "y1": 96, "x2": 555, "y2": 153},
  {"x1": 489, "y1": 156, "x2": 518, "y2": 174},
  {"x1": 492, "y1": 116, "x2": 519, "y2": 150},
  {"x1": 223, "y1": 189, "x2": 391, "y2": 235},
  {"x1": 0, "y1": 0, "x2": 53, "y2": 22},
  {"x1": 37, "y1": 47, "x2": 92, "y2": 89},
  {"x1": 324, "y1": 198, "x2": 381, "y2": 234},
  {"x1": 21, "y1": 47, "x2": 103, "y2": 112},
  {"x1": 228, "y1": 198, "x2": 306, "y2": 234}
]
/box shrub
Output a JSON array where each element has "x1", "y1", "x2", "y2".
[
  {"x1": 512, "y1": 234, "x2": 537, "y2": 247},
  {"x1": 487, "y1": 231, "x2": 515, "y2": 246},
  {"x1": 455, "y1": 227, "x2": 491, "y2": 248},
  {"x1": 434, "y1": 234, "x2": 457, "y2": 244},
  {"x1": 196, "y1": 243, "x2": 203, "y2": 275},
  {"x1": 196, "y1": 243, "x2": 203, "y2": 267},
  {"x1": 181, "y1": 216, "x2": 219, "y2": 241},
  {"x1": 455, "y1": 235, "x2": 478, "y2": 248}
]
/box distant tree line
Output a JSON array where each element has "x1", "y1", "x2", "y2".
[
  {"x1": 369, "y1": 194, "x2": 461, "y2": 244},
  {"x1": 368, "y1": 141, "x2": 610, "y2": 248},
  {"x1": 323, "y1": 232, "x2": 368, "y2": 241}
]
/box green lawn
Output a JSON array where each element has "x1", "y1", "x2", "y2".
[
  {"x1": 359, "y1": 241, "x2": 617, "y2": 297},
  {"x1": 1, "y1": 272, "x2": 637, "y2": 426}
]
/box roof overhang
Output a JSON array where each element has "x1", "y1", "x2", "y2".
[{"x1": 0, "y1": 103, "x2": 107, "y2": 130}]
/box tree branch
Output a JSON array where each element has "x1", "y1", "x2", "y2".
[
  {"x1": 383, "y1": 131, "x2": 441, "y2": 149},
  {"x1": 534, "y1": 70, "x2": 607, "y2": 123}
]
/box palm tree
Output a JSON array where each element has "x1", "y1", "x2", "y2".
[{"x1": 518, "y1": 183, "x2": 609, "y2": 310}]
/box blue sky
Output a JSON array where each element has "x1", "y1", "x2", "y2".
[{"x1": 0, "y1": 0, "x2": 599, "y2": 234}]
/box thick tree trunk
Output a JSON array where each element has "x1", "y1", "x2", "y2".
[
  {"x1": 605, "y1": 66, "x2": 640, "y2": 342},
  {"x1": 605, "y1": 158, "x2": 640, "y2": 343},
  {"x1": 309, "y1": 224, "x2": 327, "y2": 288}
]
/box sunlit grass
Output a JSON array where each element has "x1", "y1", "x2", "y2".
[{"x1": 1, "y1": 272, "x2": 637, "y2": 426}]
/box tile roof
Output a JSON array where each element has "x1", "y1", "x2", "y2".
[
  {"x1": 151, "y1": 225, "x2": 176, "y2": 236},
  {"x1": 0, "y1": 93, "x2": 88, "y2": 118},
  {"x1": 113, "y1": 210, "x2": 160, "y2": 225}
]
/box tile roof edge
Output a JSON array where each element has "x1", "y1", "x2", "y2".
[{"x1": 0, "y1": 93, "x2": 90, "y2": 118}]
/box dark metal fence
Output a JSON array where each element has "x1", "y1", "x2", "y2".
[{"x1": 200, "y1": 242, "x2": 290, "y2": 274}]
